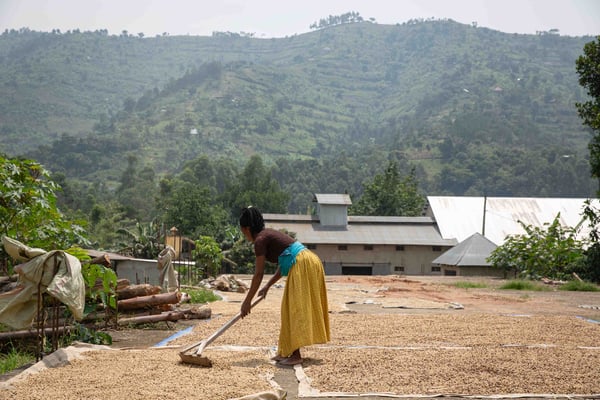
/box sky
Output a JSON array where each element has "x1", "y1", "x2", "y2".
[{"x1": 0, "y1": 0, "x2": 598, "y2": 38}]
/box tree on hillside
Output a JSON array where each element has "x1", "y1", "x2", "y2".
[
  {"x1": 224, "y1": 155, "x2": 289, "y2": 217},
  {"x1": 575, "y1": 38, "x2": 600, "y2": 283},
  {"x1": 309, "y1": 11, "x2": 364, "y2": 30},
  {"x1": 351, "y1": 161, "x2": 425, "y2": 216},
  {"x1": 116, "y1": 154, "x2": 157, "y2": 220},
  {"x1": 159, "y1": 180, "x2": 229, "y2": 240},
  {"x1": 576, "y1": 36, "x2": 600, "y2": 187}
]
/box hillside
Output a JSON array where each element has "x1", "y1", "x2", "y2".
[{"x1": 0, "y1": 20, "x2": 597, "y2": 204}]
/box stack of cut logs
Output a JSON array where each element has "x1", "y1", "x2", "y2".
[
  {"x1": 0, "y1": 273, "x2": 249, "y2": 342},
  {"x1": 109, "y1": 279, "x2": 212, "y2": 326}
]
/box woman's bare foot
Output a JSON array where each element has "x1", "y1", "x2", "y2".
[
  {"x1": 276, "y1": 349, "x2": 302, "y2": 366},
  {"x1": 271, "y1": 355, "x2": 285, "y2": 362},
  {"x1": 276, "y1": 356, "x2": 303, "y2": 366}
]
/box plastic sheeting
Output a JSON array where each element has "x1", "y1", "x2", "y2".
[
  {"x1": 0, "y1": 236, "x2": 85, "y2": 329},
  {"x1": 157, "y1": 245, "x2": 178, "y2": 292}
]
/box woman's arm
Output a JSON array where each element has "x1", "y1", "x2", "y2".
[
  {"x1": 258, "y1": 267, "x2": 281, "y2": 298},
  {"x1": 241, "y1": 254, "x2": 266, "y2": 318}
]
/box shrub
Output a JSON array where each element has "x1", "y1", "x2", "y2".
[
  {"x1": 559, "y1": 280, "x2": 599, "y2": 292},
  {"x1": 499, "y1": 280, "x2": 550, "y2": 291},
  {"x1": 453, "y1": 281, "x2": 488, "y2": 289}
]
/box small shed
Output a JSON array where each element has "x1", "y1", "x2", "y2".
[{"x1": 431, "y1": 233, "x2": 503, "y2": 277}]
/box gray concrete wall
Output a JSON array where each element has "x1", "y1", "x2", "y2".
[
  {"x1": 313, "y1": 244, "x2": 451, "y2": 276},
  {"x1": 114, "y1": 259, "x2": 160, "y2": 285}
]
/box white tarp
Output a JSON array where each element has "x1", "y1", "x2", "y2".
[{"x1": 0, "y1": 236, "x2": 85, "y2": 329}]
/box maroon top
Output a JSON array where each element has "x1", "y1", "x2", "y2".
[{"x1": 253, "y1": 228, "x2": 295, "y2": 264}]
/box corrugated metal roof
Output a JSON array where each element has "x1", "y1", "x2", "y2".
[
  {"x1": 427, "y1": 196, "x2": 600, "y2": 245},
  {"x1": 349, "y1": 216, "x2": 433, "y2": 224},
  {"x1": 86, "y1": 249, "x2": 133, "y2": 261},
  {"x1": 265, "y1": 220, "x2": 456, "y2": 246},
  {"x1": 314, "y1": 193, "x2": 352, "y2": 205},
  {"x1": 432, "y1": 233, "x2": 497, "y2": 266},
  {"x1": 263, "y1": 214, "x2": 434, "y2": 225}
]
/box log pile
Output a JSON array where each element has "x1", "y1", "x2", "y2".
[
  {"x1": 113, "y1": 282, "x2": 211, "y2": 326},
  {"x1": 0, "y1": 273, "x2": 251, "y2": 342}
]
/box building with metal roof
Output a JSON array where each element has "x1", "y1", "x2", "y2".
[
  {"x1": 263, "y1": 194, "x2": 599, "y2": 277},
  {"x1": 264, "y1": 194, "x2": 456, "y2": 276},
  {"x1": 426, "y1": 196, "x2": 598, "y2": 245},
  {"x1": 431, "y1": 233, "x2": 502, "y2": 277}
]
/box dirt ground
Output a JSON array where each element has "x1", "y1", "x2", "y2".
[{"x1": 1, "y1": 275, "x2": 600, "y2": 400}]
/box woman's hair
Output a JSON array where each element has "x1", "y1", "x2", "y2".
[{"x1": 239, "y1": 206, "x2": 265, "y2": 237}]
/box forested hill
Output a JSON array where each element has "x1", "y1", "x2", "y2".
[{"x1": 0, "y1": 20, "x2": 597, "y2": 205}]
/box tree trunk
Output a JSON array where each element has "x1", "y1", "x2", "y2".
[
  {"x1": 116, "y1": 283, "x2": 161, "y2": 299},
  {"x1": 117, "y1": 306, "x2": 211, "y2": 325},
  {"x1": 117, "y1": 291, "x2": 181, "y2": 311}
]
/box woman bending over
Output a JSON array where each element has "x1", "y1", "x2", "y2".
[{"x1": 239, "y1": 206, "x2": 330, "y2": 366}]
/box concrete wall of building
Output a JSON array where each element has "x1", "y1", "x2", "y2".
[
  {"x1": 318, "y1": 204, "x2": 348, "y2": 227},
  {"x1": 114, "y1": 259, "x2": 160, "y2": 285},
  {"x1": 312, "y1": 244, "x2": 450, "y2": 276},
  {"x1": 441, "y1": 265, "x2": 506, "y2": 278}
]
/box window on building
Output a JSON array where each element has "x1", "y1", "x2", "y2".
[
  {"x1": 432, "y1": 246, "x2": 442, "y2": 252},
  {"x1": 444, "y1": 269, "x2": 457, "y2": 276},
  {"x1": 364, "y1": 245, "x2": 373, "y2": 251},
  {"x1": 307, "y1": 244, "x2": 317, "y2": 250},
  {"x1": 394, "y1": 266, "x2": 405, "y2": 272},
  {"x1": 431, "y1": 266, "x2": 441, "y2": 272},
  {"x1": 338, "y1": 245, "x2": 348, "y2": 251},
  {"x1": 396, "y1": 245, "x2": 405, "y2": 251}
]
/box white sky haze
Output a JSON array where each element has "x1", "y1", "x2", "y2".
[{"x1": 0, "y1": 0, "x2": 598, "y2": 38}]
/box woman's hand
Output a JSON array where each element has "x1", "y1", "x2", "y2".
[
  {"x1": 257, "y1": 285, "x2": 269, "y2": 299},
  {"x1": 241, "y1": 299, "x2": 252, "y2": 318}
]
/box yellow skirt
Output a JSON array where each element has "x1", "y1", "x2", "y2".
[{"x1": 278, "y1": 250, "x2": 330, "y2": 357}]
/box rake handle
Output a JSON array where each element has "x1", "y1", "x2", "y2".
[{"x1": 180, "y1": 295, "x2": 264, "y2": 354}]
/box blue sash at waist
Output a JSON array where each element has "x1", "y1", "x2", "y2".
[{"x1": 278, "y1": 241, "x2": 306, "y2": 276}]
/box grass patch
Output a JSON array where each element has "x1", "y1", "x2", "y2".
[
  {"x1": 453, "y1": 281, "x2": 488, "y2": 289},
  {"x1": 0, "y1": 346, "x2": 35, "y2": 374},
  {"x1": 559, "y1": 280, "x2": 600, "y2": 292},
  {"x1": 185, "y1": 287, "x2": 222, "y2": 303},
  {"x1": 499, "y1": 280, "x2": 550, "y2": 291}
]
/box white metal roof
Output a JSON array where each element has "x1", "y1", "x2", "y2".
[{"x1": 427, "y1": 196, "x2": 599, "y2": 245}]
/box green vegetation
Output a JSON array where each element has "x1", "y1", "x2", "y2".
[
  {"x1": 559, "y1": 280, "x2": 599, "y2": 291},
  {"x1": 575, "y1": 36, "x2": 600, "y2": 180},
  {"x1": 192, "y1": 236, "x2": 224, "y2": 279},
  {"x1": 63, "y1": 323, "x2": 112, "y2": 346},
  {"x1": 0, "y1": 155, "x2": 88, "y2": 252},
  {"x1": 488, "y1": 214, "x2": 594, "y2": 281},
  {"x1": 499, "y1": 279, "x2": 598, "y2": 292},
  {"x1": 452, "y1": 281, "x2": 488, "y2": 289},
  {"x1": 185, "y1": 288, "x2": 222, "y2": 304},
  {"x1": 0, "y1": 21, "x2": 596, "y2": 214},
  {"x1": 351, "y1": 161, "x2": 425, "y2": 216},
  {"x1": 0, "y1": 346, "x2": 34, "y2": 374},
  {"x1": 499, "y1": 280, "x2": 551, "y2": 291}
]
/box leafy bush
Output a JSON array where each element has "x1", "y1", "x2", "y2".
[
  {"x1": 192, "y1": 236, "x2": 224, "y2": 280},
  {"x1": 64, "y1": 323, "x2": 113, "y2": 346},
  {"x1": 488, "y1": 214, "x2": 586, "y2": 280},
  {"x1": 499, "y1": 280, "x2": 550, "y2": 291},
  {"x1": 559, "y1": 280, "x2": 599, "y2": 292},
  {"x1": 185, "y1": 288, "x2": 221, "y2": 304}
]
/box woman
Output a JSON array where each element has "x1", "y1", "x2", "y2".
[{"x1": 239, "y1": 206, "x2": 330, "y2": 366}]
